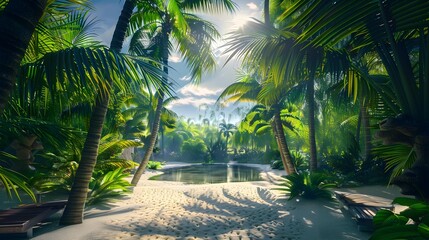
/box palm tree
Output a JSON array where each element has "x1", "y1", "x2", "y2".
[
  {"x1": 218, "y1": 69, "x2": 299, "y2": 174},
  {"x1": 130, "y1": 0, "x2": 236, "y2": 185},
  {"x1": 219, "y1": 122, "x2": 237, "y2": 152},
  {"x1": 60, "y1": 0, "x2": 139, "y2": 225},
  {"x1": 280, "y1": 0, "x2": 429, "y2": 198}
]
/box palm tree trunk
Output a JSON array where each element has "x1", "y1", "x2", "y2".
[
  {"x1": 131, "y1": 24, "x2": 169, "y2": 185},
  {"x1": 264, "y1": 0, "x2": 270, "y2": 25},
  {"x1": 60, "y1": 0, "x2": 136, "y2": 225},
  {"x1": 272, "y1": 126, "x2": 290, "y2": 175},
  {"x1": 0, "y1": 0, "x2": 47, "y2": 113},
  {"x1": 307, "y1": 78, "x2": 318, "y2": 172},
  {"x1": 59, "y1": 97, "x2": 109, "y2": 225},
  {"x1": 272, "y1": 110, "x2": 296, "y2": 175},
  {"x1": 131, "y1": 94, "x2": 164, "y2": 185}
]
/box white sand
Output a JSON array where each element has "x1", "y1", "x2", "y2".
[{"x1": 29, "y1": 163, "x2": 402, "y2": 240}]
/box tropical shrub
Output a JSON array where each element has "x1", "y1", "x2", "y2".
[
  {"x1": 263, "y1": 150, "x2": 280, "y2": 163},
  {"x1": 274, "y1": 172, "x2": 336, "y2": 200},
  {"x1": 371, "y1": 197, "x2": 429, "y2": 240},
  {"x1": 232, "y1": 150, "x2": 264, "y2": 164},
  {"x1": 0, "y1": 163, "x2": 35, "y2": 202},
  {"x1": 146, "y1": 161, "x2": 164, "y2": 170},
  {"x1": 86, "y1": 168, "x2": 131, "y2": 207},
  {"x1": 181, "y1": 138, "x2": 208, "y2": 162},
  {"x1": 271, "y1": 159, "x2": 284, "y2": 170},
  {"x1": 271, "y1": 150, "x2": 308, "y2": 171},
  {"x1": 324, "y1": 140, "x2": 361, "y2": 176}
]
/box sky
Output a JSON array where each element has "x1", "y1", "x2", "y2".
[{"x1": 91, "y1": 0, "x2": 263, "y2": 123}]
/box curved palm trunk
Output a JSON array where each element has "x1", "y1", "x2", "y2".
[
  {"x1": 131, "y1": 94, "x2": 164, "y2": 185},
  {"x1": 0, "y1": 0, "x2": 47, "y2": 113},
  {"x1": 307, "y1": 78, "x2": 318, "y2": 172},
  {"x1": 272, "y1": 110, "x2": 296, "y2": 175},
  {"x1": 59, "y1": 98, "x2": 108, "y2": 225},
  {"x1": 131, "y1": 25, "x2": 169, "y2": 185},
  {"x1": 60, "y1": 0, "x2": 135, "y2": 225}
]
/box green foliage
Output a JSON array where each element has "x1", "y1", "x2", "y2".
[
  {"x1": 30, "y1": 152, "x2": 78, "y2": 193},
  {"x1": 273, "y1": 172, "x2": 336, "y2": 200},
  {"x1": 146, "y1": 161, "x2": 164, "y2": 170},
  {"x1": 95, "y1": 135, "x2": 141, "y2": 174},
  {"x1": 324, "y1": 137, "x2": 362, "y2": 175},
  {"x1": 372, "y1": 144, "x2": 416, "y2": 184},
  {"x1": 264, "y1": 150, "x2": 280, "y2": 163},
  {"x1": 0, "y1": 161, "x2": 36, "y2": 202},
  {"x1": 86, "y1": 168, "x2": 131, "y2": 207},
  {"x1": 291, "y1": 150, "x2": 308, "y2": 170},
  {"x1": 181, "y1": 138, "x2": 208, "y2": 162},
  {"x1": 270, "y1": 150, "x2": 308, "y2": 170},
  {"x1": 232, "y1": 150, "x2": 264, "y2": 164},
  {"x1": 370, "y1": 197, "x2": 429, "y2": 240},
  {"x1": 271, "y1": 159, "x2": 284, "y2": 170}
]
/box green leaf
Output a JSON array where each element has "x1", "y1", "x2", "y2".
[
  {"x1": 393, "y1": 197, "x2": 425, "y2": 207},
  {"x1": 418, "y1": 223, "x2": 429, "y2": 238},
  {"x1": 370, "y1": 225, "x2": 423, "y2": 240}
]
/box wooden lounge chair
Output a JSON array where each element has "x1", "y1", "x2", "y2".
[
  {"x1": 334, "y1": 191, "x2": 394, "y2": 232},
  {"x1": 0, "y1": 200, "x2": 67, "y2": 238}
]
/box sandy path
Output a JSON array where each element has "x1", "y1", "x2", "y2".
[{"x1": 29, "y1": 164, "x2": 399, "y2": 240}]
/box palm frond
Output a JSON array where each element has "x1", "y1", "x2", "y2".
[{"x1": 373, "y1": 144, "x2": 416, "y2": 184}]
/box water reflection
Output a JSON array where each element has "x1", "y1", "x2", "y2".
[{"x1": 149, "y1": 164, "x2": 263, "y2": 184}]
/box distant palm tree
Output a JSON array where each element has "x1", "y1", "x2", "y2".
[
  {"x1": 129, "y1": 0, "x2": 236, "y2": 185},
  {"x1": 219, "y1": 122, "x2": 237, "y2": 152}
]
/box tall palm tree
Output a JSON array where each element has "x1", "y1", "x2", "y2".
[
  {"x1": 280, "y1": 0, "x2": 429, "y2": 198},
  {"x1": 60, "y1": 0, "x2": 138, "y2": 225},
  {"x1": 130, "y1": 0, "x2": 236, "y2": 185}
]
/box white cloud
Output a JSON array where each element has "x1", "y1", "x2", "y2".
[
  {"x1": 246, "y1": 2, "x2": 258, "y2": 10},
  {"x1": 178, "y1": 85, "x2": 222, "y2": 97},
  {"x1": 167, "y1": 97, "x2": 216, "y2": 108},
  {"x1": 169, "y1": 54, "x2": 182, "y2": 63},
  {"x1": 179, "y1": 75, "x2": 192, "y2": 81}
]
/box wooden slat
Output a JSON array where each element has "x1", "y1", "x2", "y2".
[
  {"x1": 0, "y1": 200, "x2": 67, "y2": 235},
  {"x1": 335, "y1": 191, "x2": 395, "y2": 232}
]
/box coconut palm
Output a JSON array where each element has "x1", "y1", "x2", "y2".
[
  {"x1": 129, "y1": 0, "x2": 237, "y2": 185},
  {"x1": 59, "y1": 0, "x2": 138, "y2": 225}
]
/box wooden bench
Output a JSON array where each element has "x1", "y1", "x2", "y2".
[
  {"x1": 334, "y1": 191, "x2": 394, "y2": 232},
  {"x1": 0, "y1": 200, "x2": 67, "y2": 238}
]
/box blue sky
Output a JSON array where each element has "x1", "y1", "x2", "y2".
[{"x1": 92, "y1": 0, "x2": 263, "y2": 123}]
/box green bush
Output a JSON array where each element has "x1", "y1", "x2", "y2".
[
  {"x1": 87, "y1": 168, "x2": 131, "y2": 206},
  {"x1": 270, "y1": 159, "x2": 284, "y2": 170},
  {"x1": 270, "y1": 151, "x2": 308, "y2": 170},
  {"x1": 273, "y1": 172, "x2": 336, "y2": 200},
  {"x1": 146, "y1": 161, "x2": 164, "y2": 170},
  {"x1": 181, "y1": 138, "x2": 208, "y2": 162},
  {"x1": 371, "y1": 197, "x2": 429, "y2": 240},
  {"x1": 232, "y1": 150, "x2": 264, "y2": 163}
]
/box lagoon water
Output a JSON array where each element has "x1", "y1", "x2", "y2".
[{"x1": 149, "y1": 164, "x2": 262, "y2": 184}]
